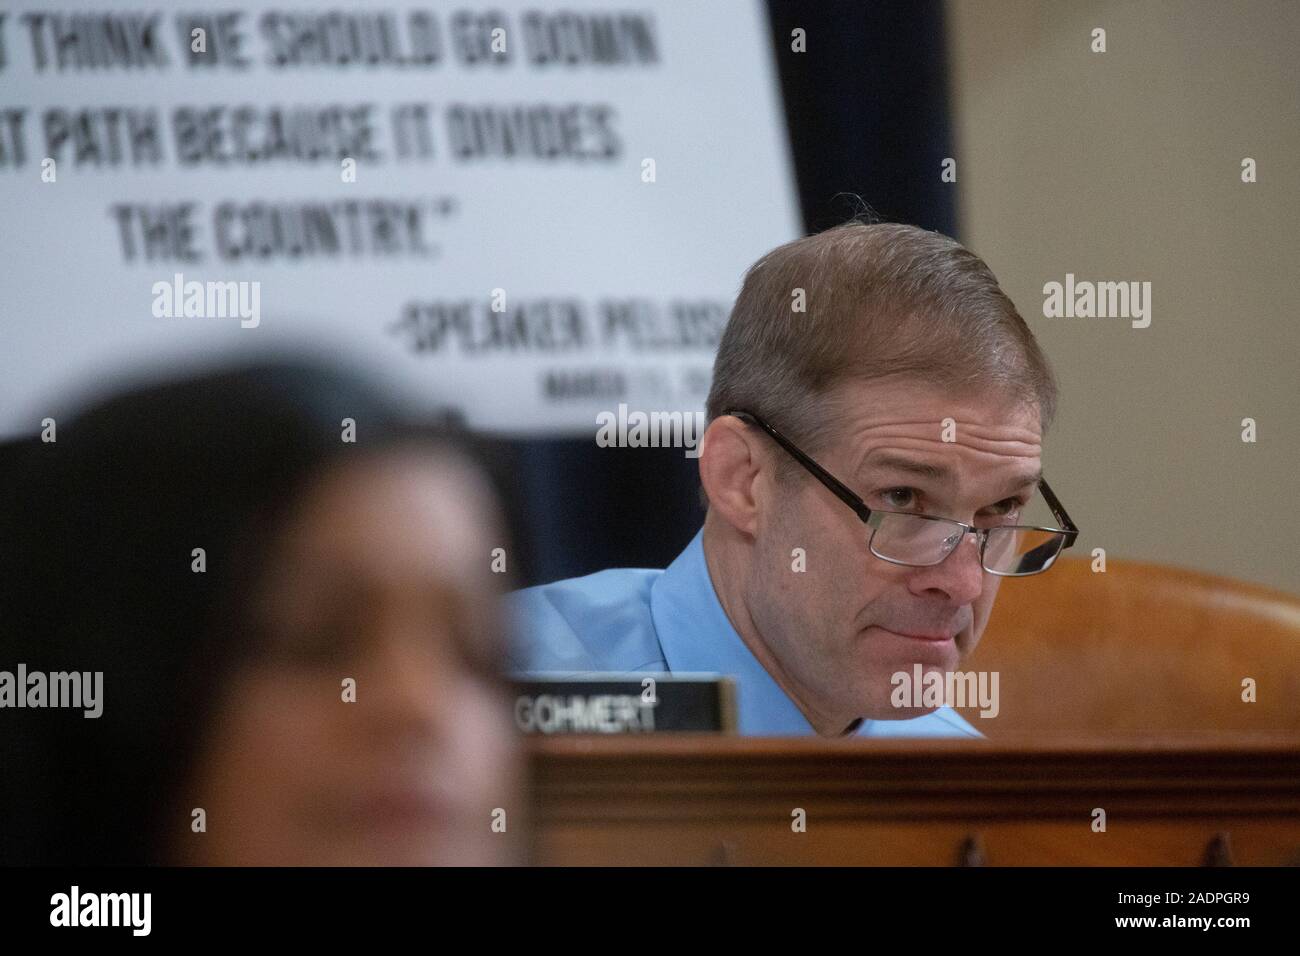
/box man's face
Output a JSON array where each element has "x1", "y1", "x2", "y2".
[{"x1": 746, "y1": 377, "x2": 1043, "y2": 727}]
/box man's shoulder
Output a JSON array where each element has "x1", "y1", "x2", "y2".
[{"x1": 506, "y1": 567, "x2": 667, "y2": 673}]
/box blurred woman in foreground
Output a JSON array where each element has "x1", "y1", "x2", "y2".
[{"x1": 0, "y1": 359, "x2": 523, "y2": 865}]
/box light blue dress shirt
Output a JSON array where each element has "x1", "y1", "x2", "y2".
[{"x1": 507, "y1": 528, "x2": 982, "y2": 738}]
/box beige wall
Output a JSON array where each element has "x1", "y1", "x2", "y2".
[{"x1": 946, "y1": 0, "x2": 1299, "y2": 594}]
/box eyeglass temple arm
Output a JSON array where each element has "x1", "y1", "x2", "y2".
[
  {"x1": 1036, "y1": 476, "x2": 1079, "y2": 545},
  {"x1": 725, "y1": 410, "x2": 873, "y2": 523}
]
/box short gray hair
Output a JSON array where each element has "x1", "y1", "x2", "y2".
[{"x1": 706, "y1": 222, "x2": 1057, "y2": 471}]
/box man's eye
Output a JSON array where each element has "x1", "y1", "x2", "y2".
[
  {"x1": 980, "y1": 498, "x2": 1025, "y2": 521},
  {"x1": 879, "y1": 487, "x2": 919, "y2": 510}
]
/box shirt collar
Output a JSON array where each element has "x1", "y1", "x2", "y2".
[{"x1": 651, "y1": 528, "x2": 839, "y2": 735}]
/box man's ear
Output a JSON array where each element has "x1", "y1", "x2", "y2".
[{"x1": 699, "y1": 415, "x2": 763, "y2": 537}]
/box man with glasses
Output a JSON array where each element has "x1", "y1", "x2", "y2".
[{"x1": 509, "y1": 221, "x2": 1077, "y2": 737}]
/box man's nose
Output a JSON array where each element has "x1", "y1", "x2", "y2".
[{"x1": 908, "y1": 529, "x2": 987, "y2": 604}]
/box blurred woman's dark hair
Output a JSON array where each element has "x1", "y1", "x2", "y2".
[{"x1": 0, "y1": 358, "x2": 518, "y2": 865}]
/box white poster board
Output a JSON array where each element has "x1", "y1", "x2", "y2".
[{"x1": 0, "y1": 1, "x2": 800, "y2": 437}]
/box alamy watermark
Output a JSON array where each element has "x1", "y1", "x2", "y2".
[
  {"x1": 595, "y1": 403, "x2": 705, "y2": 458},
  {"x1": 1043, "y1": 273, "x2": 1151, "y2": 329},
  {"x1": 151, "y1": 272, "x2": 261, "y2": 328},
  {"x1": 891, "y1": 665, "x2": 1000, "y2": 719},
  {"x1": 0, "y1": 664, "x2": 103, "y2": 718},
  {"x1": 50, "y1": 886, "x2": 150, "y2": 936}
]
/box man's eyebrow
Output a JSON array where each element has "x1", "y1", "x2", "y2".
[
  {"x1": 864, "y1": 453, "x2": 955, "y2": 483},
  {"x1": 1006, "y1": 469, "x2": 1044, "y2": 492},
  {"x1": 864, "y1": 453, "x2": 1043, "y2": 494}
]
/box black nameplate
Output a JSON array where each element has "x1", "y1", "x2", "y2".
[{"x1": 510, "y1": 673, "x2": 735, "y2": 734}]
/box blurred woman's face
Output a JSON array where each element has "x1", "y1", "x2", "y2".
[{"x1": 176, "y1": 450, "x2": 522, "y2": 866}]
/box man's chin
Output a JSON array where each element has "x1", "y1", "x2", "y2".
[
  {"x1": 869, "y1": 703, "x2": 944, "y2": 721},
  {"x1": 853, "y1": 661, "x2": 964, "y2": 721},
  {"x1": 857, "y1": 683, "x2": 947, "y2": 721}
]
